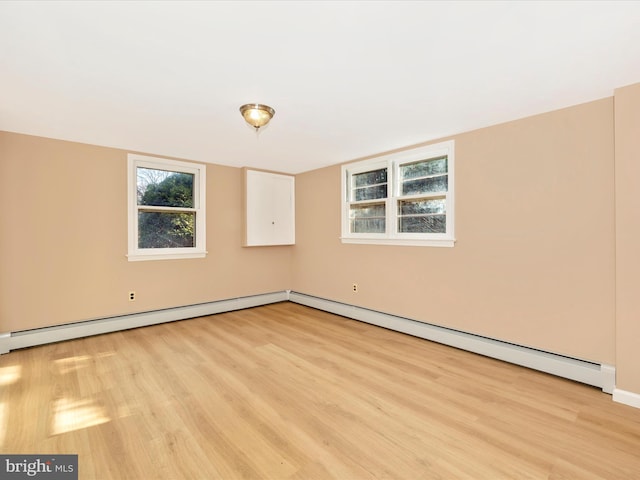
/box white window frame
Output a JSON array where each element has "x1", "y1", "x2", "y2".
[
  {"x1": 341, "y1": 140, "x2": 455, "y2": 247},
  {"x1": 127, "y1": 154, "x2": 207, "y2": 261}
]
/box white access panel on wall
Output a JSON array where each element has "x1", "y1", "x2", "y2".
[{"x1": 243, "y1": 169, "x2": 295, "y2": 246}]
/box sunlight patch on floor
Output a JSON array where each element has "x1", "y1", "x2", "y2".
[
  {"x1": 51, "y1": 397, "x2": 110, "y2": 435},
  {"x1": 0, "y1": 365, "x2": 21, "y2": 386},
  {"x1": 54, "y1": 355, "x2": 92, "y2": 375}
]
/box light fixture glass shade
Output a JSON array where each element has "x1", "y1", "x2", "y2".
[{"x1": 240, "y1": 103, "x2": 275, "y2": 130}]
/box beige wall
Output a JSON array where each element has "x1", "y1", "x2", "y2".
[
  {"x1": 615, "y1": 82, "x2": 640, "y2": 394},
  {"x1": 0, "y1": 132, "x2": 292, "y2": 332},
  {"x1": 293, "y1": 98, "x2": 616, "y2": 365},
  {"x1": 0, "y1": 93, "x2": 633, "y2": 393}
]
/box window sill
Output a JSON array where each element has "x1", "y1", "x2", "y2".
[
  {"x1": 340, "y1": 237, "x2": 455, "y2": 247},
  {"x1": 127, "y1": 251, "x2": 207, "y2": 262}
]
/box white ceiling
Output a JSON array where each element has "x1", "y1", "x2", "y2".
[{"x1": 1, "y1": 1, "x2": 639, "y2": 174}]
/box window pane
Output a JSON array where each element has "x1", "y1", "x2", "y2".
[
  {"x1": 351, "y1": 218, "x2": 386, "y2": 233},
  {"x1": 137, "y1": 168, "x2": 194, "y2": 207},
  {"x1": 350, "y1": 203, "x2": 385, "y2": 233},
  {"x1": 402, "y1": 175, "x2": 447, "y2": 195},
  {"x1": 353, "y1": 168, "x2": 387, "y2": 188},
  {"x1": 398, "y1": 214, "x2": 446, "y2": 233},
  {"x1": 350, "y1": 203, "x2": 386, "y2": 218},
  {"x1": 138, "y1": 212, "x2": 195, "y2": 248},
  {"x1": 400, "y1": 157, "x2": 447, "y2": 180},
  {"x1": 398, "y1": 197, "x2": 446, "y2": 215},
  {"x1": 354, "y1": 184, "x2": 387, "y2": 201}
]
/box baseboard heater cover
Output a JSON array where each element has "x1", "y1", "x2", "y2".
[
  {"x1": 288, "y1": 291, "x2": 615, "y2": 394},
  {"x1": 0, "y1": 290, "x2": 615, "y2": 396},
  {"x1": 0, "y1": 291, "x2": 288, "y2": 354}
]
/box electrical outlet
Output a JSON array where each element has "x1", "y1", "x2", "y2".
[
  {"x1": 352, "y1": 283, "x2": 358, "y2": 293},
  {"x1": 128, "y1": 291, "x2": 136, "y2": 302}
]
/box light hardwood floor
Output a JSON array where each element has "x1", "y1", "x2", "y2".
[{"x1": 1, "y1": 302, "x2": 640, "y2": 479}]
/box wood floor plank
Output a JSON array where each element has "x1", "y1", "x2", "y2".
[{"x1": 2, "y1": 302, "x2": 640, "y2": 479}]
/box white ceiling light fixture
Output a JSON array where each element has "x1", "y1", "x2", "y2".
[{"x1": 239, "y1": 103, "x2": 275, "y2": 133}]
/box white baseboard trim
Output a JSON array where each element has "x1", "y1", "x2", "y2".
[
  {"x1": 289, "y1": 291, "x2": 616, "y2": 394},
  {"x1": 0, "y1": 291, "x2": 288, "y2": 353},
  {"x1": 613, "y1": 388, "x2": 640, "y2": 409}
]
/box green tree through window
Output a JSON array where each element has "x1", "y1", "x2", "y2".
[{"x1": 138, "y1": 170, "x2": 195, "y2": 248}]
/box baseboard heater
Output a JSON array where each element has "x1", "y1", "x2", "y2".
[
  {"x1": 0, "y1": 291, "x2": 288, "y2": 354},
  {"x1": 288, "y1": 291, "x2": 615, "y2": 394},
  {"x1": 0, "y1": 290, "x2": 615, "y2": 395}
]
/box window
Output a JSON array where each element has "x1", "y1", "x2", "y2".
[
  {"x1": 341, "y1": 140, "x2": 454, "y2": 247},
  {"x1": 127, "y1": 154, "x2": 206, "y2": 261}
]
